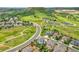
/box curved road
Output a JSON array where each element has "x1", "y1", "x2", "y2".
[{"x1": 5, "y1": 23, "x2": 41, "y2": 52}]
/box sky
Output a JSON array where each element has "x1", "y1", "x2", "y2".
[{"x1": 0, "y1": 0, "x2": 79, "y2": 7}]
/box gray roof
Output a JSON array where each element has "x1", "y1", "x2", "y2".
[
  {"x1": 47, "y1": 39, "x2": 56, "y2": 47},
  {"x1": 53, "y1": 44, "x2": 67, "y2": 52},
  {"x1": 63, "y1": 22, "x2": 73, "y2": 26},
  {"x1": 37, "y1": 37, "x2": 46, "y2": 44},
  {"x1": 45, "y1": 31, "x2": 53, "y2": 36},
  {"x1": 70, "y1": 40, "x2": 79, "y2": 46}
]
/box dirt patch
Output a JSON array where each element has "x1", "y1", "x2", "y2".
[
  {"x1": 0, "y1": 44, "x2": 9, "y2": 48},
  {"x1": 5, "y1": 36, "x2": 15, "y2": 40}
]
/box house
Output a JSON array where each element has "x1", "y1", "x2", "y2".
[
  {"x1": 46, "y1": 39, "x2": 57, "y2": 50},
  {"x1": 0, "y1": 17, "x2": 24, "y2": 28},
  {"x1": 48, "y1": 21, "x2": 58, "y2": 26},
  {"x1": 42, "y1": 18, "x2": 49, "y2": 22},
  {"x1": 0, "y1": 22, "x2": 5, "y2": 27},
  {"x1": 63, "y1": 22, "x2": 74, "y2": 27},
  {"x1": 14, "y1": 21, "x2": 23, "y2": 26},
  {"x1": 4, "y1": 22, "x2": 13, "y2": 28},
  {"x1": 45, "y1": 31, "x2": 54, "y2": 36},
  {"x1": 22, "y1": 21, "x2": 33, "y2": 26},
  {"x1": 14, "y1": 17, "x2": 18, "y2": 20},
  {"x1": 0, "y1": 16, "x2": 32, "y2": 29},
  {"x1": 53, "y1": 43, "x2": 67, "y2": 52},
  {"x1": 9, "y1": 18, "x2": 15, "y2": 24},
  {"x1": 61, "y1": 36, "x2": 70, "y2": 42},
  {"x1": 52, "y1": 32, "x2": 59, "y2": 39},
  {"x1": 70, "y1": 40, "x2": 79, "y2": 46},
  {"x1": 37, "y1": 37, "x2": 46, "y2": 45}
]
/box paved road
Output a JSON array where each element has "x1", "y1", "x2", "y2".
[{"x1": 5, "y1": 23, "x2": 41, "y2": 52}]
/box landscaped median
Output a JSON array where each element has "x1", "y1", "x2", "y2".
[{"x1": 0, "y1": 25, "x2": 36, "y2": 52}]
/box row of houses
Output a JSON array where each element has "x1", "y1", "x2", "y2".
[
  {"x1": 42, "y1": 17, "x2": 79, "y2": 48},
  {"x1": 44, "y1": 30, "x2": 79, "y2": 48},
  {"x1": 0, "y1": 17, "x2": 32, "y2": 29},
  {"x1": 21, "y1": 29, "x2": 79, "y2": 52}
]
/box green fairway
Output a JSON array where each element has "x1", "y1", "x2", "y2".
[
  {"x1": 53, "y1": 13, "x2": 79, "y2": 39},
  {"x1": 20, "y1": 9, "x2": 79, "y2": 40},
  {"x1": 0, "y1": 26, "x2": 35, "y2": 51}
]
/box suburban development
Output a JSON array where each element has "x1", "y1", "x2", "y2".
[{"x1": 0, "y1": 7, "x2": 79, "y2": 52}]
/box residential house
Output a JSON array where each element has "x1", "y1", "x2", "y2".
[
  {"x1": 63, "y1": 22, "x2": 74, "y2": 27},
  {"x1": 61, "y1": 36, "x2": 70, "y2": 42},
  {"x1": 14, "y1": 21, "x2": 23, "y2": 26},
  {"x1": 46, "y1": 39, "x2": 57, "y2": 50},
  {"x1": 45, "y1": 31, "x2": 54, "y2": 36},
  {"x1": 70, "y1": 40, "x2": 79, "y2": 46},
  {"x1": 0, "y1": 22, "x2": 5, "y2": 27},
  {"x1": 53, "y1": 43, "x2": 67, "y2": 52},
  {"x1": 37, "y1": 37, "x2": 46, "y2": 45},
  {"x1": 42, "y1": 18, "x2": 49, "y2": 23}
]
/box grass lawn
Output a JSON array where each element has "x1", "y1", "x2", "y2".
[
  {"x1": 56, "y1": 14, "x2": 79, "y2": 39},
  {"x1": 0, "y1": 26, "x2": 35, "y2": 51}
]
